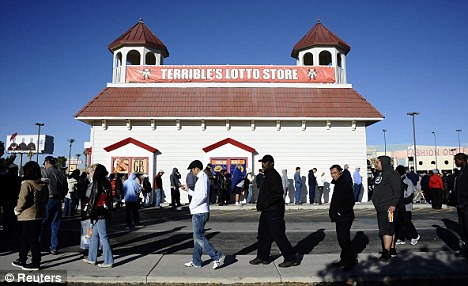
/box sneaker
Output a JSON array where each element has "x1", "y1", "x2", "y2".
[
  {"x1": 12, "y1": 259, "x2": 25, "y2": 269},
  {"x1": 82, "y1": 258, "x2": 96, "y2": 265},
  {"x1": 395, "y1": 239, "x2": 406, "y2": 245},
  {"x1": 249, "y1": 257, "x2": 270, "y2": 265},
  {"x1": 134, "y1": 224, "x2": 144, "y2": 228},
  {"x1": 184, "y1": 261, "x2": 201, "y2": 268},
  {"x1": 278, "y1": 260, "x2": 300, "y2": 268},
  {"x1": 22, "y1": 263, "x2": 40, "y2": 271},
  {"x1": 212, "y1": 255, "x2": 225, "y2": 269},
  {"x1": 410, "y1": 235, "x2": 421, "y2": 245},
  {"x1": 379, "y1": 250, "x2": 391, "y2": 262},
  {"x1": 390, "y1": 248, "x2": 397, "y2": 258},
  {"x1": 98, "y1": 263, "x2": 113, "y2": 268},
  {"x1": 50, "y1": 249, "x2": 58, "y2": 255}
]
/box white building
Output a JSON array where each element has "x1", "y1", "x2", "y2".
[{"x1": 75, "y1": 19, "x2": 383, "y2": 203}]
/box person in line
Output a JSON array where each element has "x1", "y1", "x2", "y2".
[
  {"x1": 342, "y1": 164, "x2": 353, "y2": 185},
  {"x1": 454, "y1": 153, "x2": 468, "y2": 258},
  {"x1": 245, "y1": 169, "x2": 254, "y2": 204},
  {"x1": 142, "y1": 174, "x2": 152, "y2": 208},
  {"x1": 316, "y1": 172, "x2": 325, "y2": 204},
  {"x1": 406, "y1": 166, "x2": 420, "y2": 188},
  {"x1": 256, "y1": 168, "x2": 264, "y2": 192},
  {"x1": 12, "y1": 161, "x2": 48, "y2": 271},
  {"x1": 153, "y1": 170, "x2": 165, "y2": 208},
  {"x1": 64, "y1": 169, "x2": 80, "y2": 216},
  {"x1": 308, "y1": 168, "x2": 317, "y2": 205},
  {"x1": 182, "y1": 160, "x2": 225, "y2": 269},
  {"x1": 429, "y1": 169, "x2": 445, "y2": 209},
  {"x1": 217, "y1": 169, "x2": 229, "y2": 206},
  {"x1": 82, "y1": 164, "x2": 114, "y2": 268},
  {"x1": 353, "y1": 167, "x2": 363, "y2": 204},
  {"x1": 203, "y1": 163, "x2": 216, "y2": 204},
  {"x1": 41, "y1": 156, "x2": 68, "y2": 255},
  {"x1": 394, "y1": 165, "x2": 420, "y2": 246},
  {"x1": 1, "y1": 164, "x2": 21, "y2": 238},
  {"x1": 249, "y1": 155, "x2": 299, "y2": 268},
  {"x1": 294, "y1": 167, "x2": 302, "y2": 204},
  {"x1": 123, "y1": 173, "x2": 143, "y2": 229},
  {"x1": 186, "y1": 169, "x2": 197, "y2": 203},
  {"x1": 281, "y1": 169, "x2": 289, "y2": 202},
  {"x1": 231, "y1": 164, "x2": 245, "y2": 205},
  {"x1": 372, "y1": 156, "x2": 401, "y2": 261},
  {"x1": 329, "y1": 164, "x2": 356, "y2": 271},
  {"x1": 169, "y1": 168, "x2": 182, "y2": 207}
]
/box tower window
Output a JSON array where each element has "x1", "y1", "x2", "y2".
[
  {"x1": 145, "y1": 52, "x2": 156, "y2": 65},
  {"x1": 303, "y1": 52, "x2": 313, "y2": 65},
  {"x1": 319, "y1": 51, "x2": 332, "y2": 66},
  {"x1": 127, "y1": 50, "x2": 141, "y2": 65}
]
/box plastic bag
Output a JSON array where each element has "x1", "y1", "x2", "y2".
[{"x1": 80, "y1": 219, "x2": 93, "y2": 249}]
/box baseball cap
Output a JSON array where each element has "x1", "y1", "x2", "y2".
[
  {"x1": 44, "y1": 156, "x2": 56, "y2": 165},
  {"x1": 258, "y1": 154, "x2": 274, "y2": 163},
  {"x1": 158, "y1": 169, "x2": 165, "y2": 173},
  {"x1": 187, "y1": 160, "x2": 203, "y2": 170}
]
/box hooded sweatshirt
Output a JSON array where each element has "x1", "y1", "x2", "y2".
[
  {"x1": 15, "y1": 179, "x2": 49, "y2": 221},
  {"x1": 372, "y1": 156, "x2": 401, "y2": 212},
  {"x1": 123, "y1": 173, "x2": 141, "y2": 202}
]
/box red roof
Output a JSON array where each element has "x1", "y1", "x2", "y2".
[
  {"x1": 103, "y1": 137, "x2": 157, "y2": 153},
  {"x1": 291, "y1": 20, "x2": 351, "y2": 58},
  {"x1": 108, "y1": 19, "x2": 169, "y2": 57},
  {"x1": 203, "y1": 138, "x2": 255, "y2": 153},
  {"x1": 75, "y1": 86, "x2": 383, "y2": 125}
]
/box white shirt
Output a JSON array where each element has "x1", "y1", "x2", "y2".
[{"x1": 188, "y1": 171, "x2": 210, "y2": 214}]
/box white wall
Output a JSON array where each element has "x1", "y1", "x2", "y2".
[{"x1": 88, "y1": 119, "x2": 369, "y2": 203}]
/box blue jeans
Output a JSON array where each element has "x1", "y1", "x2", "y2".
[
  {"x1": 155, "y1": 189, "x2": 161, "y2": 207},
  {"x1": 246, "y1": 184, "x2": 253, "y2": 203},
  {"x1": 353, "y1": 184, "x2": 362, "y2": 202},
  {"x1": 192, "y1": 212, "x2": 223, "y2": 267},
  {"x1": 63, "y1": 198, "x2": 76, "y2": 216},
  {"x1": 295, "y1": 186, "x2": 301, "y2": 204},
  {"x1": 88, "y1": 219, "x2": 114, "y2": 265},
  {"x1": 42, "y1": 198, "x2": 62, "y2": 251}
]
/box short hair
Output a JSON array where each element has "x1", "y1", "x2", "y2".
[
  {"x1": 330, "y1": 164, "x2": 342, "y2": 172},
  {"x1": 455, "y1": 153, "x2": 467, "y2": 161},
  {"x1": 312, "y1": 168, "x2": 317, "y2": 171},
  {"x1": 396, "y1": 165, "x2": 406, "y2": 176},
  {"x1": 23, "y1": 161, "x2": 42, "y2": 180},
  {"x1": 296, "y1": 167, "x2": 301, "y2": 170}
]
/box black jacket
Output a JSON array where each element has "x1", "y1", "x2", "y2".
[
  {"x1": 372, "y1": 157, "x2": 401, "y2": 212},
  {"x1": 86, "y1": 179, "x2": 112, "y2": 221},
  {"x1": 329, "y1": 175, "x2": 355, "y2": 222},
  {"x1": 256, "y1": 167, "x2": 285, "y2": 212},
  {"x1": 456, "y1": 164, "x2": 468, "y2": 208}
]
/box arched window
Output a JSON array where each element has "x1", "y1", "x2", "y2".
[
  {"x1": 115, "y1": 52, "x2": 122, "y2": 67},
  {"x1": 319, "y1": 51, "x2": 332, "y2": 66},
  {"x1": 127, "y1": 50, "x2": 141, "y2": 65},
  {"x1": 303, "y1": 52, "x2": 313, "y2": 66},
  {"x1": 145, "y1": 52, "x2": 156, "y2": 65}
]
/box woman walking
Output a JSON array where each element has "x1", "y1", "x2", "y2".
[{"x1": 83, "y1": 164, "x2": 114, "y2": 268}]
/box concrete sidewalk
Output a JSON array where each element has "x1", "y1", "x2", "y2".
[{"x1": 1, "y1": 250, "x2": 467, "y2": 284}]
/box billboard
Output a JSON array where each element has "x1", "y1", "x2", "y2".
[{"x1": 5, "y1": 134, "x2": 54, "y2": 154}]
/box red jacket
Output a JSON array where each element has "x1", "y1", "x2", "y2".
[{"x1": 429, "y1": 174, "x2": 445, "y2": 190}]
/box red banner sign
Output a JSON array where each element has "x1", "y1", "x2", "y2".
[{"x1": 126, "y1": 65, "x2": 335, "y2": 83}]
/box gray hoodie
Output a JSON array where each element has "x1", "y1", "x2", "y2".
[{"x1": 372, "y1": 156, "x2": 401, "y2": 212}]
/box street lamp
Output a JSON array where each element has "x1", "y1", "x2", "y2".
[
  {"x1": 432, "y1": 131, "x2": 438, "y2": 170},
  {"x1": 35, "y1": 123, "x2": 44, "y2": 163},
  {"x1": 407, "y1": 112, "x2": 419, "y2": 171},
  {"x1": 382, "y1": 129, "x2": 387, "y2": 155},
  {"x1": 456, "y1": 129, "x2": 462, "y2": 153},
  {"x1": 67, "y1": 138, "x2": 75, "y2": 173}
]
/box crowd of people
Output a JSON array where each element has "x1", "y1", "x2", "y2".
[{"x1": 0, "y1": 150, "x2": 467, "y2": 272}]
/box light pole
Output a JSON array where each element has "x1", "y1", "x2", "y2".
[
  {"x1": 35, "y1": 123, "x2": 44, "y2": 163},
  {"x1": 432, "y1": 131, "x2": 438, "y2": 170},
  {"x1": 456, "y1": 129, "x2": 462, "y2": 153},
  {"x1": 382, "y1": 129, "x2": 387, "y2": 155},
  {"x1": 407, "y1": 112, "x2": 419, "y2": 171},
  {"x1": 67, "y1": 138, "x2": 75, "y2": 173}
]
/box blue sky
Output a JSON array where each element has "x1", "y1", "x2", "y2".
[{"x1": 1, "y1": 0, "x2": 467, "y2": 164}]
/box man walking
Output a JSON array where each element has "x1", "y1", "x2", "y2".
[
  {"x1": 250, "y1": 155, "x2": 298, "y2": 267},
  {"x1": 41, "y1": 156, "x2": 67, "y2": 255},
  {"x1": 329, "y1": 164, "x2": 356, "y2": 271},
  {"x1": 372, "y1": 156, "x2": 401, "y2": 261},
  {"x1": 182, "y1": 160, "x2": 224, "y2": 269},
  {"x1": 454, "y1": 153, "x2": 468, "y2": 258},
  {"x1": 294, "y1": 167, "x2": 302, "y2": 204}
]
